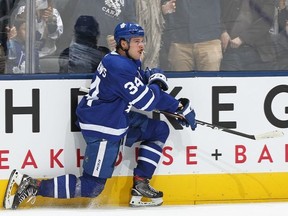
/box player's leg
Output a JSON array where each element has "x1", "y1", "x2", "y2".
[
  {"x1": 4, "y1": 137, "x2": 120, "y2": 209},
  {"x1": 38, "y1": 137, "x2": 119, "y2": 199},
  {"x1": 126, "y1": 112, "x2": 170, "y2": 207}
]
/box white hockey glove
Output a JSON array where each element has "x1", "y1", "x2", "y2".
[
  {"x1": 176, "y1": 98, "x2": 197, "y2": 130},
  {"x1": 148, "y1": 71, "x2": 168, "y2": 91},
  {"x1": 144, "y1": 67, "x2": 168, "y2": 91}
]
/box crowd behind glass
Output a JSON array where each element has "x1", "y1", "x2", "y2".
[{"x1": 0, "y1": 0, "x2": 288, "y2": 74}]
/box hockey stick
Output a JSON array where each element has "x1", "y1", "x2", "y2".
[{"x1": 156, "y1": 110, "x2": 284, "y2": 140}]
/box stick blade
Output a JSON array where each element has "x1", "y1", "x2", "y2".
[{"x1": 254, "y1": 130, "x2": 285, "y2": 140}]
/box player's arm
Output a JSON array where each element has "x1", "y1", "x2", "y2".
[{"x1": 109, "y1": 61, "x2": 197, "y2": 130}]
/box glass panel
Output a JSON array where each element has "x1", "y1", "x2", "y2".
[
  {"x1": 0, "y1": 0, "x2": 27, "y2": 74},
  {"x1": 2, "y1": 0, "x2": 287, "y2": 74},
  {"x1": 0, "y1": 0, "x2": 64, "y2": 74},
  {"x1": 34, "y1": 0, "x2": 63, "y2": 73},
  {"x1": 51, "y1": 0, "x2": 137, "y2": 73}
]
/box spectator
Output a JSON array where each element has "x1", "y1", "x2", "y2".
[
  {"x1": 55, "y1": 0, "x2": 137, "y2": 55},
  {"x1": 5, "y1": 15, "x2": 40, "y2": 73},
  {"x1": 0, "y1": 41, "x2": 4, "y2": 73},
  {"x1": 220, "y1": 0, "x2": 277, "y2": 71},
  {"x1": 59, "y1": 15, "x2": 110, "y2": 73},
  {"x1": 0, "y1": 0, "x2": 23, "y2": 73},
  {"x1": 159, "y1": 0, "x2": 176, "y2": 71},
  {"x1": 160, "y1": 0, "x2": 223, "y2": 72},
  {"x1": 16, "y1": 0, "x2": 63, "y2": 58}
]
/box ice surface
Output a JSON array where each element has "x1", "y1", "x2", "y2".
[{"x1": 2, "y1": 202, "x2": 288, "y2": 216}]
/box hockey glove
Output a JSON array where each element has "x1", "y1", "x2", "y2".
[
  {"x1": 145, "y1": 67, "x2": 168, "y2": 91},
  {"x1": 177, "y1": 98, "x2": 197, "y2": 130},
  {"x1": 148, "y1": 73, "x2": 168, "y2": 91}
]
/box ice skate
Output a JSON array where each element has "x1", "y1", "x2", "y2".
[
  {"x1": 3, "y1": 169, "x2": 40, "y2": 209},
  {"x1": 129, "y1": 176, "x2": 163, "y2": 207}
]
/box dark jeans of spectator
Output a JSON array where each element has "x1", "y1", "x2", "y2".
[
  {"x1": 271, "y1": 34, "x2": 288, "y2": 71},
  {"x1": 220, "y1": 45, "x2": 277, "y2": 71}
]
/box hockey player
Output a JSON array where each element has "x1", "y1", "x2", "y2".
[{"x1": 3, "y1": 22, "x2": 197, "y2": 209}]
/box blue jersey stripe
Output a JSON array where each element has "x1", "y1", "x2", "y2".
[{"x1": 79, "y1": 122, "x2": 129, "y2": 136}]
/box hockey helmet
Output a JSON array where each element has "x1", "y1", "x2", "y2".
[
  {"x1": 114, "y1": 22, "x2": 144, "y2": 44},
  {"x1": 74, "y1": 15, "x2": 100, "y2": 37}
]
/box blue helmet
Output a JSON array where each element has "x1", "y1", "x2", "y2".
[{"x1": 114, "y1": 22, "x2": 144, "y2": 44}]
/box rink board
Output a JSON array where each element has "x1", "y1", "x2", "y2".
[
  {"x1": 0, "y1": 73, "x2": 288, "y2": 208},
  {"x1": 1, "y1": 172, "x2": 288, "y2": 207}
]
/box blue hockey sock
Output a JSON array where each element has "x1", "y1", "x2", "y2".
[
  {"x1": 38, "y1": 173, "x2": 107, "y2": 198},
  {"x1": 134, "y1": 142, "x2": 163, "y2": 179},
  {"x1": 38, "y1": 174, "x2": 77, "y2": 198}
]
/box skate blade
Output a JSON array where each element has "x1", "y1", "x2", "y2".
[
  {"x1": 129, "y1": 196, "x2": 163, "y2": 207},
  {"x1": 3, "y1": 169, "x2": 23, "y2": 209}
]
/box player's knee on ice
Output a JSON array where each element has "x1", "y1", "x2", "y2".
[{"x1": 79, "y1": 172, "x2": 107, "y2": 197}]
